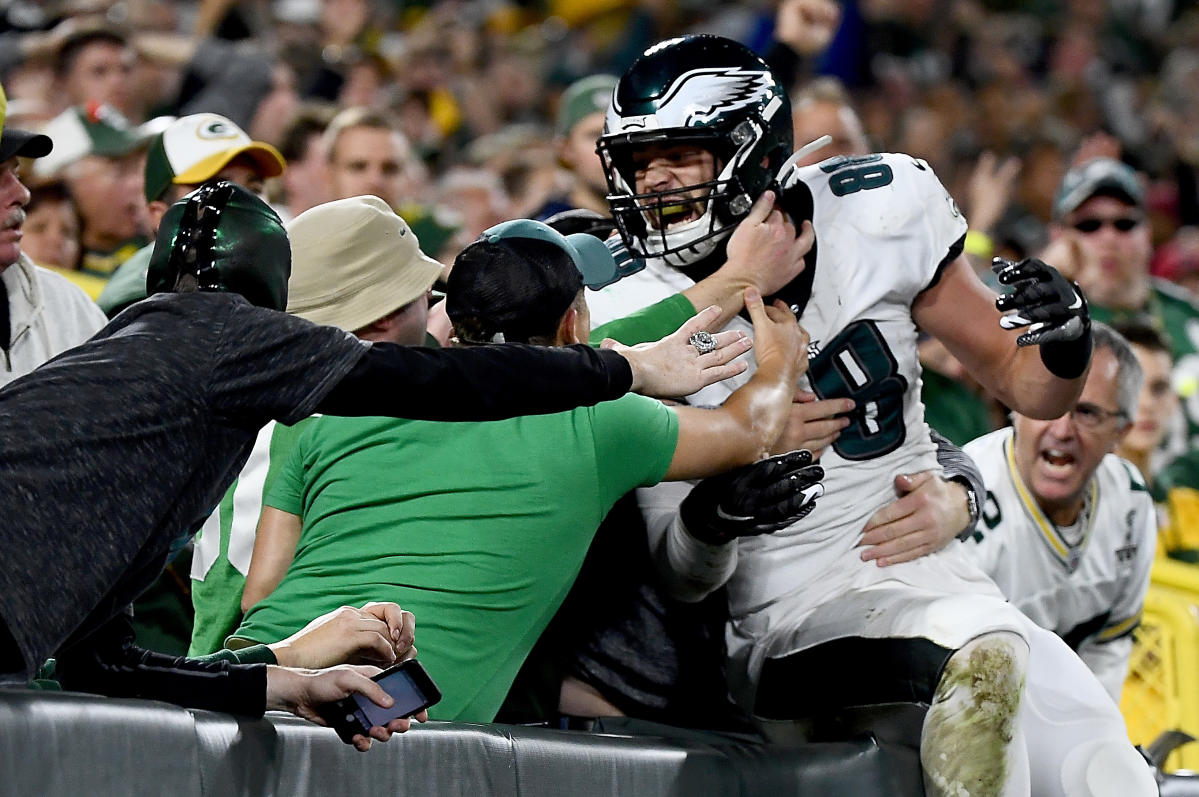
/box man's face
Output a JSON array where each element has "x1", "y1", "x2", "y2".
[
  {"x1": 1062, "y1": 195, "x2": 1153, "y2": 308},
  {"x1": 283, "y1": 133, "x2": 330, "y2": 215},
  {"x1": 630, "y1": 143, "x2": 716, "y2": 231},
  {"x1": 67, "y1": 152, "x2": 145, "y2": 248},
  {"x1": 1012, "y1": 346, "x2": 1130, "y2": 524},
  {"x1": 792, "y1": 99, "x2": 867, "y2": 166},
  {"x1": 63, "y1": 41, "x2": 134, "y2": 117},
  {"x1": 1123, "y1": 343, "x2": 1178, "y2": 457},
  {"x1": 328, "y1": 126, "x2": 410, "y2": 207},
  {"x1": 0, "y1": 157, "x2": 31, "y2": 269},
  {"x1": 561, "y1": 111, "x2": 607, "y2": 194}
]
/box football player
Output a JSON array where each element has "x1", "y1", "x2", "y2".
[{"x1": 587, "y1": 34, "x2": 1154, "y2": 797}]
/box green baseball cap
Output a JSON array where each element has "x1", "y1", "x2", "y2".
[
  {"x1": 555, "y1": 74, "x2": 618, "y2": 137},
  {"x1": 33, "y1": 102, "x2": 152, "y2": 177}
]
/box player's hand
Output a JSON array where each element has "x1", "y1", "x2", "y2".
[
  {"x1": 992, "y1": 256, "x2": 1090, "y2": 346},
  {"x1": 858, "y1": 472, "x2": 969, "y2": 566},
  {"x1": 770, "y1": 388, "x2": 852, "y2": 459},
  {"x1": 264, "y1": 664, "x2": 427, "y2": 752},
  {"x1": 268, "y1": 602, "x2": 416, "y2": 669},
  {"x1": 603, "y1": 305, "x2": 753, "y2": 398},
  {"x1": 723, "y1": 190, "x2": 815, "y2": 297},
  {"x1": 680, "y1": 449, "x2": 824, "y2": 544}
]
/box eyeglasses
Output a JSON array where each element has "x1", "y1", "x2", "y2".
[
  {"x1": 1068, "y1": 402, "x2": 1126, "y2": 428},
  {"x1": 1071, "y1": 216, "x2": 1142, "y2": 234}
]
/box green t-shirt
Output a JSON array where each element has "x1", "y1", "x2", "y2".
[
  {"x1": 232, "y1": 393, "x2": 679, "y2": 722},
  {"x1": 96, "y1": 242, "x2": 152, "y2": 317},
  {"x1": 188, "y1": 421, "x2": 305, "y2": 656},
  {"x1": 187, "y1": 294, "x2": 694, "y2": 658}
]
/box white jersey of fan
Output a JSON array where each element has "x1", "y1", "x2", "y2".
[
  {"x1": 962, "y1": 427, "x2": 1156, "y2": 700},
  {"x1": 588, "y1": 152, "x2": 1027, "y2": 705}
]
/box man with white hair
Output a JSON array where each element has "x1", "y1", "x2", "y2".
[
  {"x1": 0, "y1": 125, "x2": 106, "y2": 389},
  {"x1": 962, "y1": 323, "x2": 1155, "y2": 701}
]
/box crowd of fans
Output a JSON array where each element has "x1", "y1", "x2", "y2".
[{"x1": 2, "y1": 0, "x2": 1199, "y2": 791}]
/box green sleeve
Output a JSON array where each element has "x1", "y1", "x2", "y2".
[
  {"x1": 588, "y1": 293, "x2": 696, "y2": 346},
  {"x1": 592, "y1": 393, "x2": 680, "y2": 507},
  {"x1": 264, "y1": 421, "x2": 311, "y2": 514},
  {"x1": 192, "y1": 644, "x2": 278, "y2": 665}
]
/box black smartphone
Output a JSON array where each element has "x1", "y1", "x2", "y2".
[{"x1": 317, "y1": 658, "x2": 441, "y2": 744}]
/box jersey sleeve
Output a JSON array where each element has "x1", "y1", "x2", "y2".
[
  {"x1": 793, "y1": 153, "x2": 969, "y2": 293},
  {"x1": 591, "y1": 394, "x2": 680, "y2": 507}
]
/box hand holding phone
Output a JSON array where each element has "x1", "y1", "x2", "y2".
[{"x1": 316, "y1": 658, "x2": 442, "y2": 745}]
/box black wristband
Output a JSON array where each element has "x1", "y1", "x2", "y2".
[{"x1": 1038, "y1": 324, "x2": 1092, "y2": 380}]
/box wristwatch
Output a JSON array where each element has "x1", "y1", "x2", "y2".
[{"x1": 953, "y1": 477, "x2": 981, "y2": 541}]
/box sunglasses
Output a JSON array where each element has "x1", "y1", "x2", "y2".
[{"x1": 1071, "y1": 216, "x2": 1142, "y2": 234}]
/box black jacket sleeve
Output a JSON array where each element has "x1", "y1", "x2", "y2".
[
  {"x1": 54, "y1": 611, "x2": 268, "y2": 716},
  {"x1": 315, "y1": 342, "x2": 634, "y2": 420}
]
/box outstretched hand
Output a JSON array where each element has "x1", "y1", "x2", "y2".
[
  {"x1": 603, "y1": 304, "x2": 753, "y2": 398},
  {"x1": 993, "y1": 256, "x2": 1090, "y2": 346},
  {"x1": 681, "y1": 449, "x2": 825, "y2": 544},
  {"x1": 265, "y1": 664, "x2": 429, "y2": 752}
]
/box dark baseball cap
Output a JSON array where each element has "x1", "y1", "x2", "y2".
[
  {"x1": 446, "y1": 218, "x2": 618, "y2": 344},
  {"x1": 0, "y1": 128, "x2": 52, "y2": 162},
  {"x1": 1053, "y1": 158, "x2": 1144, "y2": 219}
]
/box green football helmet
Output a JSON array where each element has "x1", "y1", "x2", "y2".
[
  {"x1": 146, "y1": 181, "x2": 291, "y2": 311},
  {"x1": 598, "y1": 34, "x2": 793, "y2": 268}
]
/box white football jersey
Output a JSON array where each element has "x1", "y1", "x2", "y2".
[
  {"x1": 962, "y1": 427, "x2": 1157, "y2": 699},
  {"x1": 590, "y1": 153, "x2": 1023, "y2": 703}
]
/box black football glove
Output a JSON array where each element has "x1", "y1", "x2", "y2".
[
  {"x1": 992, "y1": 256, "x2": 1093, "y2": 380},
  {"x1": 680, "y1": 450, "x2": 825, "y2": 545},
  {"x1": 992, "y1": 256, "x2": 1090, "y2": 346}
]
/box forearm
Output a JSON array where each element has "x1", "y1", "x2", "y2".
[
  {"x1": 641, "y1": 481, "x2": 735, "y2": 602},
  {"x1": 590, "y1": 293, "x2": 697, "y2": 346},
  {"x1": 316, "y1": 341, "x2": 632, "y2": 420},
  {"x1": 668, "y1": 360, "x2": 796, "y2": 480},
  {"x1": 655, "y1": 512, "x2": 738, "y2": 603},
  {"x1": 55, "y1": 614, "x2": 268, "y2": 715}
]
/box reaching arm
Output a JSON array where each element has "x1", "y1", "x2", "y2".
[
  {"x1": 242, "y1": 507, "x2": 302, "y2": 612},
  {"x1": 664, "y1": 290, "x2": 806, "y2": 480},
  {"x1": 913, "y1": 256, "x2": 1088, "y2": 419}
]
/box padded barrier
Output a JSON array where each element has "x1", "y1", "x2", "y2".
[{"x1": 0, "y1": 689, "x2": 923, "y2": 796}]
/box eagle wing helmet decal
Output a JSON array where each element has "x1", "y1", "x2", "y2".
[{"x1": 614, "y1": 67, "x2": 775, "y2": 128}]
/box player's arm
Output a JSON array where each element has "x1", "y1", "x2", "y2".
[
  {"x1": 664, "y1": 289, "x2": 805, "y2": 480},
  {"x1": 241, "y1": 507, "x2": 302, "y2": 612},
  {"x1": 913, "y1": 254, "x2": 1089, "y2": 420}
]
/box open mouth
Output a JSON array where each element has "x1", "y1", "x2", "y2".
[
  {"x1": 1040, "y1": 448, "x2": 1076, "y2": 473},
  {"x1": 652, "y1": 200, "x2": 701, "y2": 230}
]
